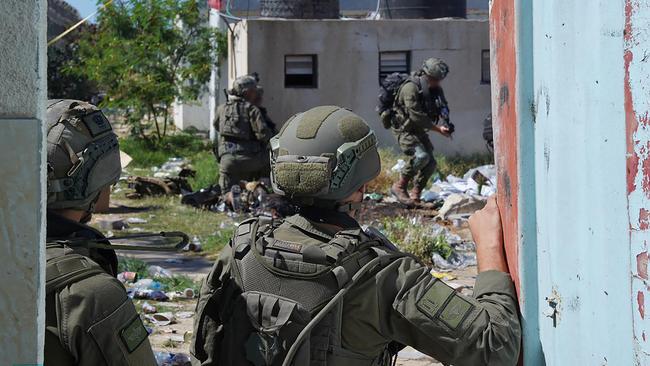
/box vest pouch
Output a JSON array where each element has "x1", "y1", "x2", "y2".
[{"x1": 220, "y1": 102, "x2": 253, "y2": 140}]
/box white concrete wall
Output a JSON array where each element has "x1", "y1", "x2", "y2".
[
  {"x1": 232, "y1": 19, "x2": 491, "y2": 156},
  {"x1": 0, "y1": 0, "x2": 47, "y2": 363}
]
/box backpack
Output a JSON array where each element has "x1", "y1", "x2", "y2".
[
  {"x1": 193, "y1": 216, "x2": 406, "y2": 366},
  {"x1": 376, "y1": 73, "x2": 411, "y2": 129}
]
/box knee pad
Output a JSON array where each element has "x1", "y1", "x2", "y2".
[{"x1": 412, "y1": 148, "x2": 431, "y2": 171}]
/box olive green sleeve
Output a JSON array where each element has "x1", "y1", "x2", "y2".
[
  {"x1": 59, "y1": 273, "x2": 156, "y2": 366},
  {"x1": 191, "y1": 246, "x2": 234, "y2": 366},
  {"x1": 399, "y1": 82, "x2": 434, "y2": 131},
  {"x1": 378, "y1": 257, "x2": 521, "y2": 366},
  {"x1": 212, "y1": 106, "x2": 222, "y2": 145},
  {"x1": 248, "y1": 105, "x2": 273, "y2": 143}
]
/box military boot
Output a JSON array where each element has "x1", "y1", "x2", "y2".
[
  {"x1": 391, "y1": 176, "x2": 414, "y2": 205},
  {"x1": 409, "y1": 186, "x2": 423, "y2": 203}
]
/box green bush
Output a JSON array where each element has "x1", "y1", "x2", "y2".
[{"x1": 380, "y1": 216, "x2": 452, "y2": 264}]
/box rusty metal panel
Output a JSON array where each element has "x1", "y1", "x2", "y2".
[{"x1": 625, "y1": 0, "x2": 650, "y2": 363}]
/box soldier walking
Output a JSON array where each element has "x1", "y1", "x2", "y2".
[{"x1": 390, "y1": 58, "x2": 454, "y2": 205}]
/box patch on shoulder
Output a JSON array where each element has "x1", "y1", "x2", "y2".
[
  {"x1": 416, "y1": 280, "x2": 474, "y2": 331},
  {"x1": 120, "y1": 315, "x2": 149, "y2": 353}
]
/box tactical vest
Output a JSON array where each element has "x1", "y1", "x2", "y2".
[
  {"x1": 193, "y1": 216, "x2": 407, "y2": 366},
  {"x1": 219, "y1": 100, "x2": 255, "y2": 141},
  {"x1": 392, "y1": 77, "x2": 445, "y2": 132}
]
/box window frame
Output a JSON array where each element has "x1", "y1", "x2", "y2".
[
  {"x1": 378, "y1": 50, "x2": 412, "y2": 85},
  {"x1": 481, "y1": 49, "x2": 491, "y2": 84},
  {"x1": 284, "y1": 54, "x2": 318, "y2": 89}
]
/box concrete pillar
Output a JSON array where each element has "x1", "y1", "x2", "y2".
[
  {"x1": 0, "y1": 0, "x2": 47, "y2": 364},
  {"x1": 209, "y1": 9, "x2": 228, "y2": 141}
]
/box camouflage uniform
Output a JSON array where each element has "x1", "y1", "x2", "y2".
[
  {"x1": 392, "y1": 79, "x2": 450, "y2": 190},
  {"x1": 45, "y1": 99, "x2": 155, "y2": 365},
  {"x1": 192, "y1": 208, "x2": 519, "y2": 366},
  {"x1": 192, "y1": 106, "x2": 520, "y2": 366},
  {"x1": 213, "y1": 78, "x2": 274, "y2": 191},
  {"x1": 45, "y1": 212, "x2": 156, "y2": 366}
]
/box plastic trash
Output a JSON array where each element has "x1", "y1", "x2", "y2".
[
  {"x1": 117, "y1": 271, "x2": 138, "y2": 283},
  {"x1": 421, "y1": 191, "x2": 440, "y2": 203},
  {"x1": 142, "y1": 301, "x2": 157, "y2": 314},
  {"x1": 126, "y1": 217, "x2": 148, "y2": 224},
  {"x1": 391, "y1": 159, "x2": 406, "y2": 173},
  {"x1": 431, "y1": 251, "x2": 477, "y2": 270},
  {"x1": 154, "y1": 351, "x2": 192, "y2": 366},
  {"x1": 133, "y1": 279, "x2": 162, "y2": 291},
  {"x1": 148, "y1": 290, "x2": 169, "y2": 301},
  {"x1": 148, "y1": 265, "x2": 173, "y2": 279},
  {"x1": 149, "y1": 312, "x2": 175, "y2": 326},
  {"x1": 183, "y1": 288, "x2": 195, "y2": 299},
  {"x1": 364, "y1": 193, "x2": 384, "y2": 201},
  {"x1": 230, "y1": 185, "x2": 242, "y2": 212},
  {"x1": 175, "y1": 311, "x2": 194, "y2": 319}
]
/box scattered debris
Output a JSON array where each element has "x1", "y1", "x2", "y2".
[
  {"x1": 117, "y1": 271, "x2": 138, "y2": 283},
  {"x1": 154, "y1": 351, "x2": 191, "y2": 366},
  {"x1": 148, "y1": 312, "x2": 175, "y2": 326},
  {"x1": 97, "y1": 219, "x2": 129, "y2": 230},
  {"x1": 142, "y1": 301, "x2": 157, "y2": 314},
  {"x1": 436, "y1": 193, "x2": 487, "y2": 220},
  {"x1": 127, "y1": 176, "x2": 192, "y2": 199},
  {"x1": 180, "y1": 185, "x2": 221, "y2": 209},
  {"x1": 391, "y1": 159, "x2": 406, "y2": 173},
  {"x1": 148, "y1": 265, "x2": 173, "y2": 279},
  {"x1": 126, "y1": 217, "x2": 148, "y2": 224}
]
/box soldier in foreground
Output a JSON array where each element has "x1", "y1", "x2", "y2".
[
  {"x1": 213, "y1": 75, "x2": 275, "y2": 192},
  {"x1": 192, "y1": 106, "x2": 521, "y2": 365},
  {"x1": 45, "y1": 100, "x2": 156, "y2": 365},
  {"x1": 390, "y1": 58, "x2": 454, "y2": 205}
]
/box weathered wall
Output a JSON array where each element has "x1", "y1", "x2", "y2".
[
  {"x1": 232, "y1": 19, "x2": 491, "y2": 155},
  {"x1": 0, "y1": 0, "x2": 47, "y2": 364},
  {"x1": 624, "y1": 0, "x2": 650, "y2": 363},
  {"x1": 492, "y1": 0, "x2": 647, "y2": 364}
]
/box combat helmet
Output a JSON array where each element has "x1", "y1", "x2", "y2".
[
  {"x1": 422, "y1": 57, "x2": 450, "y2": 80},
  {"x1": 270, "y1": 106, "x2": 380, "y2": 209},
  {"x1": 229, "y1": 75, "x2": 258, "y2": 97},
  {"x1": 46, "y1": 99, "x2": 121, "y2": 212}
]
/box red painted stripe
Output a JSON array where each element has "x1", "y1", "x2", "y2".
[{"x1": 490, "y1": 0, "x2": 521, "y2": 296}]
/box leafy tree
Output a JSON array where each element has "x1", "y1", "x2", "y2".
[
  {"x1": 68, "y1": 0, "x2": 225, "y2": 142},
  {"x1": 48, "y1": 26, "x2": 99, "y2": 101}
]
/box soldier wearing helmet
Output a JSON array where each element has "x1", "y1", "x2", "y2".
[
  {"x1": 44, "y1": 100, "x2": 156, "y2": 365},
  {"x1": 192, "y1": 106, "x2": 520, "y2": 366},
  {"x1": 213, "y1": 74, "x2": 275, "y2": 192},
  {"x1": 390, "y1": 57, "x2": 454, "y2": 205}
]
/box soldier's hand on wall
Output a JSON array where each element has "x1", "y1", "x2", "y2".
[{"x1": 469, "y1": 195, "x2": 509, "y2": 273}]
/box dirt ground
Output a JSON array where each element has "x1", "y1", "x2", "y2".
[{"x1": 93, "y1": 197, "x2": 478, "y2": 365}]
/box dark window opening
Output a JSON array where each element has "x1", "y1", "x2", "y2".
[
  {"x1": 285, "y1": 55, "x2": 317, "y2": 88},
  {"x1": 379, "y1": 51, "x2": 411, "y2": 84},
  {"x1": 481, "y1": 49, "x2": 491, "y2": 84}
]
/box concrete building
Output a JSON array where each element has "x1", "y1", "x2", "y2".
[
  {"x1": 0, "y1": 0, "x2": 47, "y2": 364},
  {"x1": 227, "y1": 18, "x2": 491, "y2": 155}
]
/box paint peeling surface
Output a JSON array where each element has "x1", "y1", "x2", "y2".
[
  {"x1": 528, "y1": 0, "x2": 633, "y2": 364},
  {"x1": 625, "y1": 0, "x2": 650, "y2": 362},
  {"x1": 490, "y1": 0, "x2": 520, "y2": 293}
]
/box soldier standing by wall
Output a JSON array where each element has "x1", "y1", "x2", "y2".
[
  {"x1": 191, "y1": 106, "x2": 520, "y2": 366},
  {"x1": 44, "y1": 100, "x2": 156, "y2": 365},
  {"x1": 390, "y1": 58, "x2": 454, "y2": 205},
  {"x1": 213, "y1": 75, "x2": 275, "y2": 192}
]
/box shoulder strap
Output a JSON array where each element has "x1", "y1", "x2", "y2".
[{"x1": 46, "y1": 245, "x2": 106, "y2": 294}]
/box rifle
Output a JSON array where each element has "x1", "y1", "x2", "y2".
[{"x1": 47, "y1": 231, "x2": 190, "y2": 252}]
